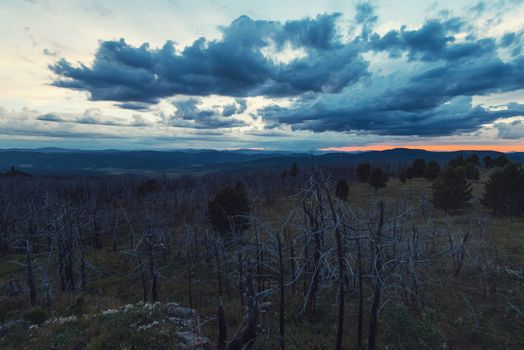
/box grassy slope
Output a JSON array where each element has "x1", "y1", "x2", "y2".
[{"x1": 1, "y1": 171, "x2": 523, "y2": 349}]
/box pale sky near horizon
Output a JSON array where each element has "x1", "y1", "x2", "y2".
[{"x1": 1, "y1": 0, "x2": 524, "y2": 151}]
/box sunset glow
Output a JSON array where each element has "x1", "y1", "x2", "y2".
[{"x1": 321, "y1": 144, "x2": 524, "y2": 153}]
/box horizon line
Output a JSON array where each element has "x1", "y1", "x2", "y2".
[
  {"x1": 1, "y1": 144, "x2": 523, "y2": 153},
  {"x1": 320, "y1": 144, "x2": 524, "y2": 153}
]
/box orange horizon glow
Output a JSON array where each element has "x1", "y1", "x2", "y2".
[{"x1": 321, "y1": 144, "x2": 524, "y2": 153}]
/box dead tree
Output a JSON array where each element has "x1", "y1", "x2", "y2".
[
  {"x1": 368, "y1": 201, "x2": 385, "y2": 350},
  {"x1": 217, "y1": 266, "x2": 267, "y2": 350}
]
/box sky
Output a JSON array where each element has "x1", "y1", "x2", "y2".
[{"x1": 1, "y1": 0, "x2": 524, "y2": 151}]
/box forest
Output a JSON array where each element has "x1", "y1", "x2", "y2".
[{"x1": 0, "y1": 154, "x2": 523, "y2": 349}]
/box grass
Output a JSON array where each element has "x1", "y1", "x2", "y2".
[{"x1": 1, "y1": 172, "x2": 523, "y2": 349}]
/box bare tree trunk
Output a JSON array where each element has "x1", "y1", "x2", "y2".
[
  {"x1": 25, "y1": 241, "x2": 37, "y2": 306},
  {"x1": 140, "y1": 259, "x2": 148, "y2": 303},
  {"x1": 64, "y1": 236, "x2": 75, "y2": 292},
  {"x1": 227, "y1": 267, "x2": 259, "y2": 349},
  {"x1": 256, "y1": 229, "x2": 263, "y2": 293},
  {"x1": 326, "y1": 186, "x2": 346, "y2": 350},
  {"x1": 237, "y1": 247, "x2": 244, "y2": 309},
  {"x1": 367, "y1": 201, "x2": 385, "y2": 350},
  {"x1": 214, "y1": 235, "x2": 223, "y2": 298},
  {"x1": 111, "y1": 215, "x2": 118, "y2": 252},
  {"x1": 277, "y1": 233, "x2": 285, "y2": 350},
  {"x1": 148, "y1": 239, "x2": 158, "y2": 303},
  {"x1": 187, "y1": 253, "x2": 193, "y2": 309},
  {"x1": 80, "y1": 249, "x2": 87, "y2": 291},
  {"x1": 288, "y1": 233, "x2": 296, "y2": 296},
  {"x1": 217, "y1": 302, "x2": 227, "y2": 350},
  {"x1": 357, "y1": 239, "x2": 364, "y2": 349}
]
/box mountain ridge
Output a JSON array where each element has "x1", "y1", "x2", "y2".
[{"x1": 0, "y1": 148, "x2": 521, "y2": 175}]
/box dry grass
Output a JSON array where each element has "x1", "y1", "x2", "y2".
[{"x1": 1, "y1": 173, "x2": 523, "y2": 349}]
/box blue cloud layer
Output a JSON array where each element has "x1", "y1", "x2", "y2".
[
  {"x1": 49, "y1": 7, "x2": 524, "y2": 137},
  {"x1": 51, "y1": 14, "x2": 366, "y2": 102}
]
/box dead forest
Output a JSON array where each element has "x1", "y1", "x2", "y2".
[{"x1": 1, "y1": 159, "x2": 523, "y2": 349}]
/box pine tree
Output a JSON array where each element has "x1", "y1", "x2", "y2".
[
  {"x1": 356, "y1": 163, "x2": 371, "y2": 182},
  {"x1": 495, "y1": 155, "x2": 509, "y2": 168},
  {"x1": 424, "y1": 161, "x2": 441, "y2": 180},
  {"x1": 208, "y1": 182, "x2": 251, "y2": 236},
  {"x1": 289, "y1": 163, "x2": 299, "y2": 178},
  {"x1": 463, "y1": 163, "x2": 479, "y2": 180},
  {"x1": 432, "y1": 167, "x2": 472, "y2": 212},
  {"x1": 368, "y1": 167, "x2": 388, "y2": 191},
  {"x1": 411, "y1": 159, "x2": 426, "y2": 178},
  {"x1": 483, "y1": 155, "x2": 494, "y2": 169},
  {"x1": 481, "y1": 163, "x2": 524, "y2": 215}
]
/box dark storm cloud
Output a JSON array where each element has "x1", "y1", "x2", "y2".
[
  {"x1": 222, "y1": 99, "x2": 247, "y2": 116},
  {"x1": 50, "y1": 13, "x2": 367, "y2": 103},
  {"x1": 49, "y1": 9, "x2": 524, "y2": 138},
  {"x1": 261, "y1": 11, "x2": 524, "y2": 136},
  {"x1": 163, "y1": 99, "x2": 246, "y2": 129},
  {"x1": 500, "y1": 30, "x2": 524, "y2": 56},
  {"x1": 367, "y1": 17, "x2": 486, "y2": 61},
  {"x1": 264, "y1": 97, "x2": 524, "y2": 136}
]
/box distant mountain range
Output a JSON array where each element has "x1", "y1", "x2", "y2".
[{"x1": 0, "y1": 148, "x2": 522, "y2": 175}]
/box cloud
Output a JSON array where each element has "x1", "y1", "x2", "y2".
[
  {"x1": 0, "y1": 106, "x2": 128, "y2": 139},
  {"x1": 163, "y1": 98, "x2": 246, "y2": 129},
  {"x1": 494, "y1": 118, "x2": 524, "y2": 139},
  {"x1": 245, "y1": 129, "x2": 291, "y2": 137},
  {"x1": 262, "y1": 83, "x2": 524, "y2": 136},
  {"x1": 114, "y1": 102, "x2": 151, "y2": 111},
  {"x1": 37, "y1": 113, "x2": 64, "y2": 122},
  {"x1": 367, "y1": 17, "x2": 489, "y2": 62},
  {"x1": 49, "y1": 13, "x2": 368, "y2": 103},
  {"x1": 222, "y1": 98, "x2": 247, "y2": 116},
  {"x1": 43, "y1": 48, "x2": 57, "y2": 57},
  {"x1": 36, "y1": 108, "x2": 144, "y2": 127},
  {"x1": 46, "y1": 9, "x2": 524, "y2": 140},
  {"x1": 131, "y1": 114, "x2": 148, "y2": 127},
  {"x1": 355, "y1": 1, "x2": 378, "y2": 39},
  {"x1": 261, "y1": 13, "x2": 524, "y2": 137}
]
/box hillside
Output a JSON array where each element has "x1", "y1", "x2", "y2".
[{"x1": 0, "y1": 148, "x2": 522, "y2": 175}]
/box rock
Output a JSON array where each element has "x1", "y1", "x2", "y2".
[
  {"x1": 175, "y1": 331, "x2": 210, "y2": 349},
  {"x1": 0, "y1": 320, "x2": 28, "y2": 336}
]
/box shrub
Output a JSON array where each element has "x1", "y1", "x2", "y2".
[
  {"x1": 481, "y1": 163, "x2": 524, "y2": 215},
  {"x1": 68, "y1": 295, "x2": 86, "y2": 316},
  {"x1": 424, "y1": 161, "x2": 440, "y2": 180},
  {"x1": 356, "y1": 163, "x2": 371, "y2": 182},
  {"x1": 368, "y1": 167, "x2": 388, "y2": 191},
  {"x1": 23, "y1": 307, "x2": 48, "y2": 325},
  {"x1": 411, "y1": 159, "x2": 426, "y2": 177},
  {"x1": 406, "y1": 167, "x2": 414, "y2": 179},
  {"x1": 432, "y1": 167, "x2": 472, "y2": 212},
  {"x1": 137, "y1": 179, "x2": 160, "y2": 195},
  {"x1": 289, "y1": 163, "x2": 299, "y2": 178},
  {"x1": 382, "y1": 304, "x2": 444, "y2": 350},
  {"x1": 335, "y1": 179, "x2": 349, "y2": 201},
  {"x1": 399, "y1": 169, "x2": 407, "y2": 183}
]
